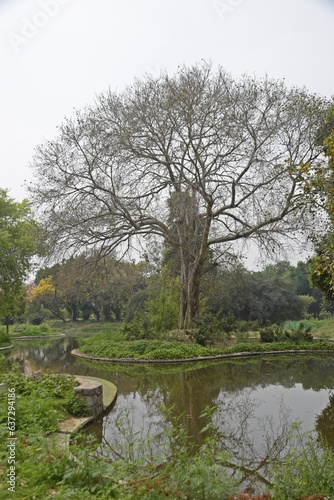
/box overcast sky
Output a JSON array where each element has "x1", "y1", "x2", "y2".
[{"x1": 1, "y1": 0, "x2": 334, "y2": 204}]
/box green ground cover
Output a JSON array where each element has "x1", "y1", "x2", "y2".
[
  {"x1": 78, "y1": 338, "x2": 334, "y2": 360},
  {"x1": 77, "y1": 318, "x2": 334, "y2": 361}
]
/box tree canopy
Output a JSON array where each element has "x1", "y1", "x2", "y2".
[
  {"x1": 28, "y1": 63, "x2": 328, "y2": 327},
  {"x1": 0, "y1": 189, "x2": 39, "y2": 330},
  {"x1": 307, "y1": 104, "x2": 334, "y2": 300}
]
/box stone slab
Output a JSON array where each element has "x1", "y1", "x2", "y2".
[{"x1": 58, "y1": 416, "x2": 94, "y2": 434}]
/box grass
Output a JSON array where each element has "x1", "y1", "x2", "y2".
[
  {"x1": 0, "y1": 321, "x2": 123, "y2": 346},
  {"x1": 0, "y1": 371, "x2": 90, "y2": 435},
  {"x1": 11, "y1": 323, "x2": 52, "y2": 337}
]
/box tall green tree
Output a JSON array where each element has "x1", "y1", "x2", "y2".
[
  {"x1": 29, "y1": 63, "x2": 328, "y2": 328},
  {"x1": 0, "y1": 189, "x2": 39, "y2": 332},
  {"x1": 308, "y1": 105, "x2": 334, "y2": 300}
]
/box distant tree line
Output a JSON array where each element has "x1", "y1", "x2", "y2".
[{"x1": 18, "y1": 254, "x2": 331, "y2": 328}]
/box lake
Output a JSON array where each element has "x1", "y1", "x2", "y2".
[{"x1": 5, "y1": 336, "x2": 334, "y2": 484}]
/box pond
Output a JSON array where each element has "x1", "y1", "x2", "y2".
[{"x1": 5, "y1": 336, "x2": 334, "y2": 484}]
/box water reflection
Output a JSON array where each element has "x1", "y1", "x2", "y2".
[
  {"x1": 316, "y1": 392, "x2": 334, "y2": 448},
  {"x1": 4, "y1": 339, "x2": 334, "y2": 468},
  {"x1": 8, "y1": 337, "x2": 80, "y2": 374}
]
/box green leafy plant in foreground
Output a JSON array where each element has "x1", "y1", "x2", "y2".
[
  {"x1": 0, "y1": 371, "x2": 90, "y2": 435},
  {"x1": 271, "y1": 433, "x2": 334, "y2": 499}
]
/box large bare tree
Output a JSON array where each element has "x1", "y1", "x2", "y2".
[{"x1": 29, "y1": 63, "x2": 328, "y2": 328}]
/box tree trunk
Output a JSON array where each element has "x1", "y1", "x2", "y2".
[
  {"x1": 103, "y1": 303, "x2": 112, "y2": 321},
  {"x1": 5, "y1": 318, "x2": 10, "y2": 336},
  {"x1": 69, "y1": 303, "x2": 79, "y2": 321},
  {"x1": 175, "y1": 188, "x2": 213, "y2": 330},
  {"x1": 179, "y1": 261, "x2": 202, "y2": 330}
]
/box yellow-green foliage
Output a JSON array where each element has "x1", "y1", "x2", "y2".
[{"x1": 29, "y1": 276, "x2": 56, "y2": 301}]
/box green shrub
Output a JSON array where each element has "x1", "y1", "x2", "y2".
[
  {"x1": 163, "y1": 329, "x2": 194, "y2": 342},
  {"x1": 12, "y1": 324, "x2": 50, "y2": 336},
  {"x1": 1, "y1": 316, "x2": 15, "y2": 326},
  {"x1": 194, "y1": 313, "x2": 233, "y2": 346},
  {"x1": 260, "y1": 325, "x2": 285, "y2": 343},
  {"x1": 271, "y1": 436, "x2": 334, "y2": 499},
  {"x1": 29, "y1": 314, "x2": 46, "y2": 325},
  {"x1": 260, "y1": 323, "x2": 313, "y2": 344},
  {"x1": 64, "y1": 394, "x2": 90, "y2": 417},
  {"x1": 0, "y1": 329, "x2": 10, "y2": 344},
  {"x1": 285, "y1": 322, "x2": 313, "y2": 343},
  {"x1": 121, "y1": 316, "x2": 150, "y2": 340}
]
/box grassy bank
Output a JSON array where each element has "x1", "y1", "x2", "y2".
[
  {"x1": 77, "y1": 337, "x2": 334, "y2": 361},
  {"x1": 76, "y1": 317, "x2": 334, "y2": 361}
]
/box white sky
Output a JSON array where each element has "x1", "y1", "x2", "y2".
[{"x1": 1, "y1": 0, "x2": 333, "y2": 204}]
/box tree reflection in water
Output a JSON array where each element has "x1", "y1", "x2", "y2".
[
  {"x1": 213, "y1": 390, "x2": 299, "y2": 486},
  {"x1": 95, "y1": 387, "x2": 310, "y2": 489},
  {"x1": 316, "y1": 391, "x2": 334, "y2": 450}
]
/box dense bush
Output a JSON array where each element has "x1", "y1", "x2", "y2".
[
  {"x1": 121, "y1": 314, "x2": 155, "y2": 341},
  {"x1": 0, "y1": 329, "x2": 10, "y2": 345},
  {"x1": 260, "y1": 325, "x2": 285, "y2": 343},
  {"x1": 193, "y1": 313, "x2": 235, "y2": 346},
  {"x1": 29, "y1": 314, "x2": 46, "y2": 325},
  {"x1": 260, "y1": 323, "x2": 313, "y2": 343},
  {"x1": 1, "y1": 316, "x2": 16, "y2": 326}
]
